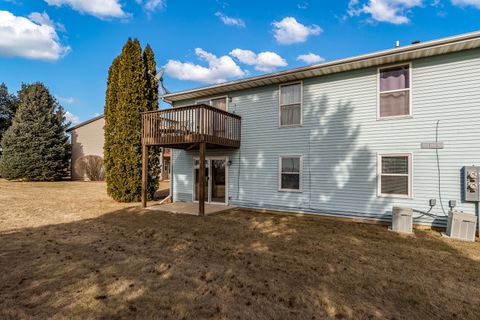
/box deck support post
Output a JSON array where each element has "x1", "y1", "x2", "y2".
[
  {"x1": 198, "y1": 141, "x2": 206, "y2": 216},
  {"x1": 141, "y1": 144, "x2": 148, "y2": 208}
]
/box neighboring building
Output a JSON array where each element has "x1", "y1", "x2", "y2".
[
  {"x1": 161, "y1": 147, "x2": 171, "y2": 180},
  {"x1": 67, "y1": 115, "x2": 171, "y2": 181},
  {"x1": 141, "y1": 31, "x2": 480, "y2": 227},
  {"x1": 67, "y1": 115, "x2": 105, "y2": 180}
]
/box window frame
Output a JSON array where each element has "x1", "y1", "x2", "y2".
[
  {"x1": 278, "y1": 81, "x2": 303, "y2": 128},
  {"x1": 278, "y1": 155, "x2": 303, "y2": 192},
  {"x1": 377, "y1": 153, "x2": 413, "y2": 199},
  {"x1": 377, "y1": 63, "x2": 413, "y2": 120},
  {"x1": 195, "y1": 95, "x2": 229, "y2": 111}
]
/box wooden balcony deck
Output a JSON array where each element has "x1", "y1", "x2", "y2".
[
  {"x1": 141, "y1": 104, "x2": 241, "y2": 150},
  {"x1": 141, "y1": 104, "x2": 241, "y2": 214}
]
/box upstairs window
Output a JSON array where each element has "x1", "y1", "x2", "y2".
[
  {"x1": 279, "y1": 82, "x2": 302, "y2": 127},
  {"x1": 378, "y1": 64, "x2": 411, "y2": 119},
  {"x1": 279, "y1": 156, "x2": 302, "y2": 191},
  {"x1": 378, "y1": 154, "x2": 412, "y2": 198},
  {"x1": 196, "y1": 97, "x2": 227, "y2": 111}
]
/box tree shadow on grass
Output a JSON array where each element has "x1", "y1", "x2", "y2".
[{"x1": 1, "y1": 207, "x2": 480, "y2": 319}]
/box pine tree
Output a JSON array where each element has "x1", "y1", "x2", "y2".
[
  {"x1": 104, "y1": 39, "x2": 160, "y2": 202},
  {"x1": 0, "y1": 83, "x2": 18, "y2": 146},
  {"x1": 0, "y1": 83, "x2": 70, "y2": 180}
]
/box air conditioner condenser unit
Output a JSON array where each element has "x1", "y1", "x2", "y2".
[
  {"x1": 443, "y1": 211, "x2": 477, "y2": 242},
  {"x1": 390, "y1": 207, "x2": 413, "y2": 234}
]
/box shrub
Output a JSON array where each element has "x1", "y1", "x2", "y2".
[{"x1": 77, "y1": 155, "x2": 105, "y2": 181}]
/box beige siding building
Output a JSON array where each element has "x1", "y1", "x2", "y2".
[
  {"x1": 67, "y1": 115, "x2": 105, "y2": 180},
  {"x1": 68, "y1": 115, "x2": 170, "y2": 181}
]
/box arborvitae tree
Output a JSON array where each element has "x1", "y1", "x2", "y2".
[
  {"x1": 143, "y1": 44, "x2": 161, "y2": 197},
  {"x1": 143, "y1": 44, "x2": 159, "y2": 111},
  {"x1": 0, "y1": 83, "x2": 18, "y2": 145},
  {"x1": 104, "y1": 39, "x2": 160, "y2": 202},
  {"x1": 104, "y1": 56, "x2": 120, "y2": 195},
  {"x1": 0, "y1": 83, "x2": 70, "y2": 180}
]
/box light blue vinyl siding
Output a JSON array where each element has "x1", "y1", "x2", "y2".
[{"x1": 171, "y1": 48, "x2": 480, "y2": 227}]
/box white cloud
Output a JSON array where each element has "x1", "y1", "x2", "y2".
[
  {"x1": 348, "y1": 0, "x2": 423, "y2": 24},
  {"x1": 0, "y1": 10, "x2": 70, "y2": 61},
  {"x1": 56, "y1": 95, "x2": 78, "y2": 105},
  {"x1": 136, "y1": 0, "x2": 166, "y2": 12},
  {"x1": 28, "y1": 12, "x2": 55, "y2": 27},
  {"x1": 215, "y1": 12, "x2": 245, "y2": 27},
  {"x1": 44, "y1": 0, "x2": 127, "y2": 19},
  {"x1": 272, "y1": 17, "x2": 322, "y2": 45},
  {"x1": 452, "y1": 0, "x2": 480, "y2": 8},
  {"x1": 298, "y1": 2, "x2": 309, "y2": 9},
  {"x1": 29, "y1": 11, "x2": 66, "y2": 32},
  {"x1": 65, "y1": 111, "x2": 81, "y2": 125},
  {"x1": 297, "y1": 53, "x2": 325, "y2": 64},
  {"x1": 164, "y1": 48, "x2": 246, "y2": 84},
  {"x1": 230, "y1": 49, "x2": 287, "y2": 72}
]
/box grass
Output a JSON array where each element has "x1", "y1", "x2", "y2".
[{"x1": 0, "y1": 180, "x2": 479, "y2": 319}]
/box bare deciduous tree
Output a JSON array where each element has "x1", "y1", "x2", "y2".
[{"x1": 77, "y1": 155, "x2": 105, "y2": 181}]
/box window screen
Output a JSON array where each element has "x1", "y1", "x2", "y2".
[
  {"x1": 379, "y1": 65, "x2": 410, "y2": 118},
  {"x1": 379, "y1": 155, "x2": 410, "y2": 196},
  {"x1": 280, "y1": 156, "x2": 301, "y2": 190}
]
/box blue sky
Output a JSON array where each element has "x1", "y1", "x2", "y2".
[{"x1": 1, "y1": 0, "x2": 479, "y2": 124}]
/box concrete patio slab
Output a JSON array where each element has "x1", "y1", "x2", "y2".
[{"x1": 146, "y1": 202, "x2": 236, "y2": 216}]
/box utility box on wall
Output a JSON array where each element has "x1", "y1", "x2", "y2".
[{"x1": 464, "y1": 166, "x2": 480, "y2": 202}]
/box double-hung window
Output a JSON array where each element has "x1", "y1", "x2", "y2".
[
  {"x1": 378, "y1": 154, "x2": 412, "y2": 198},
  {"x1": 378, "y1": 64, "x2": 411, "y2": 119},
  {"x1": 279, "y1": 82, "x2": 302, "y2": 127},
  {"x1": 279, "y1": 156, "x2": 302, "y2": 191}
]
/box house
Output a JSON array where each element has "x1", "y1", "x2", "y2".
[
  {"x1": 140, "y1": 31, "x2": 480, "y2": 227},
  {"x1": 67, "y1": 115, "x2": 171, "y2": 181},
  {"x1": 67, "y1": 115, "x2": 105, "y2": 180}
]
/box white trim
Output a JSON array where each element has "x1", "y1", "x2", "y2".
[
  {"x1": 192, "y1": 156, "x2": 229, "y2": 205},
  {"x1": 278, "y1": 81, "x2": 303, "y2": 128},
  {"x1": 377, "y1": 153, "x2": 413, "y2": 199},
  {"x1": 195, "y1": 95, "x2": 229, "y2": 111},
  {"x1": 278, "y1": 155, "x2": 303, "y2": 192},
  {"x1": 376, "y1": 62, "x2": 413, "y2": 120}
]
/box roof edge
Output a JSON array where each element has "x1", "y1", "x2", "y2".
[{"x1": 66, "y1": 114, "x2": 104, "y2": 132}]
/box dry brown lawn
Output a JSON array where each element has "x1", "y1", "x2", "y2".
[{"x1": 1, "y1": 180, "x2": 480, "y2": 319}]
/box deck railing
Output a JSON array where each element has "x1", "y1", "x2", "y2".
[{"x1": 142, "y1": 104, "x2": 241, "y2": 148}]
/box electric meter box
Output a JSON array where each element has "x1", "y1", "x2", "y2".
[{"x1": 464, "y1": 166, "x2": 480, "y2": 202}]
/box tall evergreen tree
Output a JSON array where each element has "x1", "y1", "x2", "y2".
[
  {"x1": 104, "y1": 39, "x2": 160, "y2": 202},
  {"x1": 0, "y1": 83, "x2": 18, "y2": 146},
  {"x1": 143, "y1": 43, "x2": 161, "y2": 197},
  {"x1": 0, "y1": 83, "x2": 70, "y2": 180}
]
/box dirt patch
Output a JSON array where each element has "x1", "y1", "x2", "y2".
[{"x1": 0, "y1": 180, "x2": 479, "y2": 319}]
